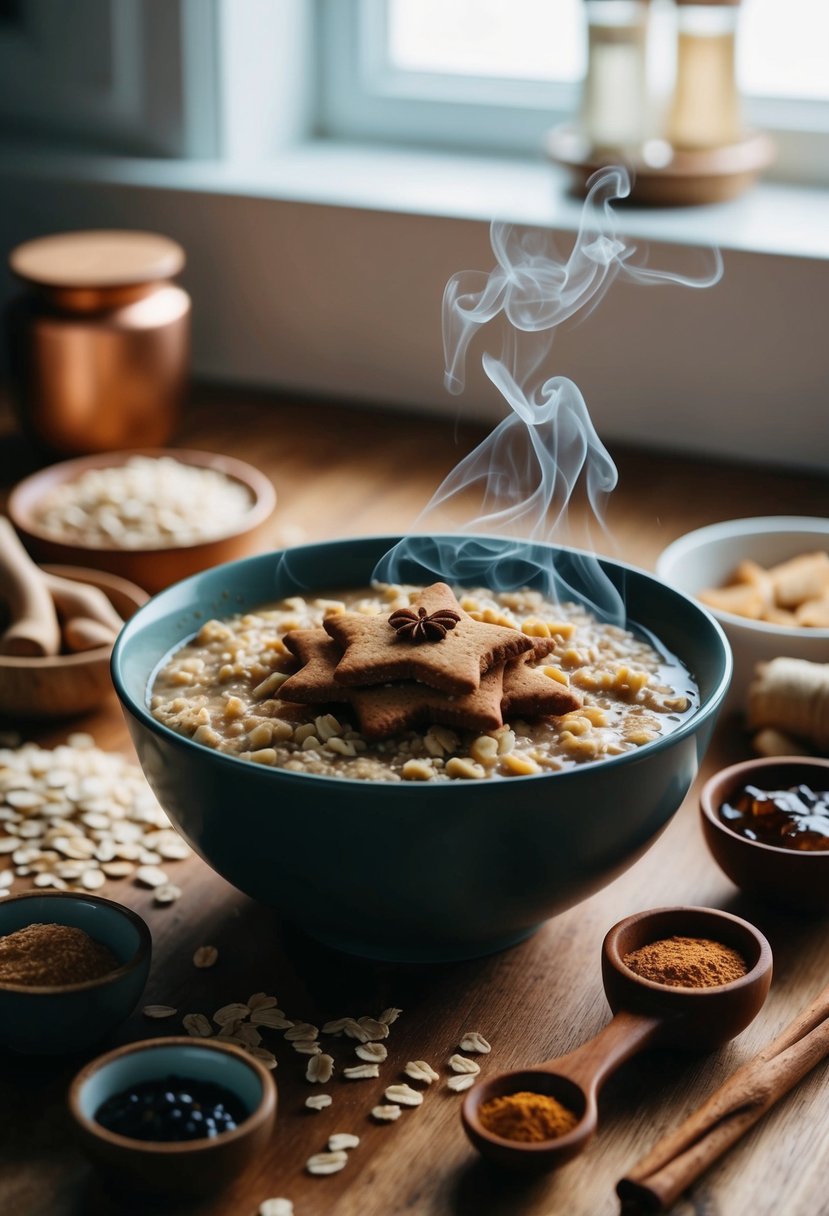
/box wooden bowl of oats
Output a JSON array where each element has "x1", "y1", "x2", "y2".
[
  {"x1": 8, "y1": 449, "x2": 276, "y2": 594},
  {"x1": 112, "y1": 534, "x2": 731, "y2": 962}
]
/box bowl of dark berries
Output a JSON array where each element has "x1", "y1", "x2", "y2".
[
  {"x1": 68, "y1": 1036, "x2": 277, "y2": 1196},
  {"x1": 701, "y1": 756, "x2": 829, "y2": 912}
]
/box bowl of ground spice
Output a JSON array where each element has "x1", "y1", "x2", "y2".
[
  {"x1": 701, "y1": 757, "x2": 829, "y2": 913},
  {"x1": 0, "y1": 890, "x2": 151, "y2": 1053}
]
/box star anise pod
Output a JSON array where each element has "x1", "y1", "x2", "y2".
[{"x1": 388, "y1": 605, "x2": 461, "y2": 643}]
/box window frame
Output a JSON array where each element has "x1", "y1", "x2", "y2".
[{"x1": 316, "y1": 0, "x2": 829, "y2": 183}]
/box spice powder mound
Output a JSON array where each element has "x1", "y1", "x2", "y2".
[
  {"x1": 479, "y1": 1091, "x2": 579, "y2": 1143},
  {"x1": 0, "y1": 922, "x2": 120, "y2": 986},
  {"x1": 623, "y1": 935, "x2": 748, "y2": 988}
]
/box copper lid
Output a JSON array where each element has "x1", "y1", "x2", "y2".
[{"x1": 9, "y1": 230, "x2": 185, "y2": 290}]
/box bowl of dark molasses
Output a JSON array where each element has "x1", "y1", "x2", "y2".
[
  {"x1": 701, "y1": 756, "x2": 829, "y2": 912},
  {"x1": 68, "y1": 1037, "x2": 277, "y2": 1196}
]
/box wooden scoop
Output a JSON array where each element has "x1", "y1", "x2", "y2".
[
  {"x1": 461, "y1": 907, "x2": 772, "y2": 1172},
  {"x1": 0, "y1": 516, "x2": 61, "y2": 657}
]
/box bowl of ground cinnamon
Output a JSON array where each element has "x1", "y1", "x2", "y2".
[{"x1": 0, "y1": 890, "x2": 151, "y2": 1053}]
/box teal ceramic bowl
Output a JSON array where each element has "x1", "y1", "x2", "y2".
[
  {"x1": 112, "y1": 535, "x2": 731, "y2": 962},
  {"x1": 0, "y1": 890, "x2": 151, "y2": 1053}
]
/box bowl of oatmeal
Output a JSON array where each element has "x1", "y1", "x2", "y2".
[
  {"x1": 112, "y1": 535, "x2": 731, "y2": 962},
  {"x1": 8, "y1": 449, "x2": 276, "y2": 594}
]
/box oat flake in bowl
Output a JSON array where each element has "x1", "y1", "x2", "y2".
[
  {"x1": 113, "y1": 536, "x2": 731, "y2": 961},
  {"x1": 30, "y1": 455, "x2": 253, "y2": 549}
]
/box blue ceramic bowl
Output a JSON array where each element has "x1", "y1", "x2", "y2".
[
  {"x1": 0, "y1": 890, "x2": 151, "y2": 1053},
  {"x1": 69, "y1": 1037, "x2": 277, "y2": 1196},
  {"x1": 112, "y1": 535, "x2": 731, "y2": 962}
]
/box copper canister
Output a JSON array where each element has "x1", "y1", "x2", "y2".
[{"x1": 6, "y1": 230, "x2": 190, "y2": 455}]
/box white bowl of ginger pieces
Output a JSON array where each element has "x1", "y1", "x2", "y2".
[{"x1": 656, "y1": 517, "x2": 829, "y2": 720}]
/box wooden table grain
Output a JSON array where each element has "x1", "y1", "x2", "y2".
[{"x1": 1, "y1": 388, "x2": 827, "y2": 1216}]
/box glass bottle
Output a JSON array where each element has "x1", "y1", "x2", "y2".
[
  {"x1": 580, "y1": 1, "x2": 651, "y2": 155},
  {"x1": 668, "y1": 0, "x2": 742, "y2": 150}
]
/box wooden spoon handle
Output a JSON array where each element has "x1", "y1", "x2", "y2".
[
  {"x1": 618, "y1": 986, "x2": 829, "y2": 1212},
  {"x1": 0, "y1": 517, "x2": 61, "y2": 657},
  {"x1": 41, "y1": 570, "x2": 124, "y2": 633},
  {"x1": 543, "y1": 1009, "x2": 663, "y2": 1095}
]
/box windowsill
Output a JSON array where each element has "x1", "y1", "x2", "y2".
[{"x1": 1, "y1": 139, "x2": 829, "y2": 262}]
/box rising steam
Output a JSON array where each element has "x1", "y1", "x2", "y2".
[{"x1": 374, "y1": 166, "x2": 723, "y2": 621}]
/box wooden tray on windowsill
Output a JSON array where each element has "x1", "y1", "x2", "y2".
[{"x1": 545, "y1": 125, "x2": 775, "y2": 207}]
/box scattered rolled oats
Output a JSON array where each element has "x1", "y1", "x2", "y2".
[
  {"x1": 305, "y1": 1094, "x2": 333, "y2": 1112},
  {"x1": 251, "y1": 1007, "x2": 294, "y2": 1029},
  {"x1": 183, "y1": 1013, "x2": 213, "y2": 1038},
  {"x1": 259, "y1": 1201, "x2": 293, "y2": 1216},
  {"x1": 250, "y1": 1047, "x2": 278, "y2": 1069},
  {"x1": 135, "y1": 864, "x2": 169, "y2": 888},
  {"x1": 384, "y1": 1084, "x2": 423, "y2": 1107},
  {"x1": 447, "y1": 1074, "x2": 476, "y2": 1093},
  {"x1": 355, "y1": 1042, "x2": 387, "y2": 1063},
  {"x1": 306, "y1": 1053, "x2": 334, "y2": 1084},
  {"x1": 357, "y1": 1016, "x2": 389, "y2": 1041},
  {"x1": 448, "y1": 1054, "x2": 481, "y2": 1075},
  {"x1": 371, "y1": 1104, "x2": 402, "y2": 1122},
  {"x1": 236, "y1": 1023, "x2": 263, "y2": 1049},
  {"x1": 80, "y1": 869, "x2": 105, "y2": 890},
  {"x1": 153, "y1": 882, "x2": 182, "y2": 905},
  {"x1": 341, "y1": 1018, "x2": 371, "y2": 1043},
  {"x1": 142, "y1": 1004, "x2": 178, "y2": 1019},
  {"x1": 306, "y1": 1150, "x2": 348, "y2": 1176},
  {"x1": 321, "y1": 1017, "x2": 353, "y2": 1036},
  {"x1": 193, "y1": 945, "x2": 218, "y2": 968},
  {"x1": 214, "y1": 1002, "x2": 251, "y2": 1026},
  {"x1": 459, "y1": 1032, "x2": 491, "y2": 1054},
  {"x1": 343, "y1": 1064, "x2": 380, "y2": 1080},
  {"x1": 404, "y1": 1060, "x2": 439, "y2": 1085},
  {"x1": 328, "y1": 1133, "x2": 360, "y2": 1152},
  {"x1": 293, "y1": 1040, "x2": 322, "y2": 1056},
  {"x1": 378, "y1": 1007, "x2": 403, "y2": 1025},
  {"x1": 285, "y1": 1022, "x2": 319, "y2": 1041},
  {"x1": 249, "y1": 993, "x2": 278, "y2": 1011}
]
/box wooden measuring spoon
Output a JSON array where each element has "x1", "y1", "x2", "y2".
[{"x1": 461, "y1": 907, "x2": 772, "y2": 1172}]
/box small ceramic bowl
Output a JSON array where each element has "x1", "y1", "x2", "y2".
[
  {"x1": 8, "y1": 449, "x2": 276, "y2": 594},
  {"x1": 0, "y1": 564, "x2": 148, "y2": 720},
  {"x1": 701, "y1": 756, "x2": 829, "y2": 913},
  {"x1": 69, "y1": 1037, "x2": 277, "y2": 1197},
  {"x1": 0, "y1": 890, "x2": 151, "y2": 1053},
  {"x1": 656, "y1": 517, "x2": 829, "y2": 711}
]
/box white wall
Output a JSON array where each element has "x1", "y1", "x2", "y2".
[{"x1": 1, "y1": 165, "x2": 827, "y2": 473}]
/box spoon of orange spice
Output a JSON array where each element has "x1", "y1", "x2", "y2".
[{"x1": 461, "y1": 906, "x2": 772, "y2": 1172}]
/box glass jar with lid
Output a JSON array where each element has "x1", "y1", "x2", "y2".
[
  {"x1": 580, "y1": 0, "x2": 651, "y2": 155},
  {"x1": 6, "y1": 230, "x2": 190, "y2": 456},
  {"x1": 668, "y1": 0, "x2": 742, "y2": 150}
]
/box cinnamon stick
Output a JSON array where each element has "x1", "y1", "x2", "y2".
[
  {"x1": 617, "y1": 982, "x2": 829, "y2": 1212},
  {"x1": 0, "y1": 517, "x2": 61, "y2": 657}
]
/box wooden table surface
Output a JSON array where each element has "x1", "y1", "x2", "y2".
[{"x1": 1, "y1": 388, "x2": 828, "y2": 1216}]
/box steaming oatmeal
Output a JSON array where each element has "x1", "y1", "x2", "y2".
[{"x1": 150, "y1": 584, "x2": 697, "y2": 782}]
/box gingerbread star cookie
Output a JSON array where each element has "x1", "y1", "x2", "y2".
[
  {"x1": 323, "y1": 582, "x2": 532, "y2": 695},
  {"x1": 279, "y1": 629, "x2": 347, "y2": 704},
  {"x1": 349, "y1": 666, "x2": 505, "y2": 739},
  {"x1": 501, "y1": 650, "x2": 582, "y2": 719},
  {"x1": 277, "y1": 624, "x2": 505, "y2": 737}
]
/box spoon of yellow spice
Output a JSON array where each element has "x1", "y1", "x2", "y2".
[{"x1": 461, "y1": 906, "x2": 772, "y2": 1172}]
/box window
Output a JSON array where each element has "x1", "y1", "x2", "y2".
[{"x1": 318, "y1": 0, "x2": 829, "y2": 181}]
